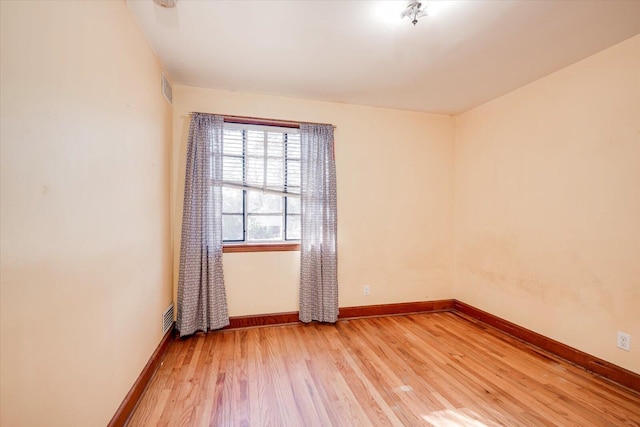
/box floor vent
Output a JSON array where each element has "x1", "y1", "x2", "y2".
[
  {"x1": 162, "y1": 303, "x2": 174, "y2": 334},
  {"x1": 161, "y1": 71, "x2": 173, "y2": 106}
]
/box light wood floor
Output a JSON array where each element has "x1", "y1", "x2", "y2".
[{"x1": 128, "y1": 312, "x2": 640, "y2": 426}]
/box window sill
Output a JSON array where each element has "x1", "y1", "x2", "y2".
[{"x1": 223, "y1": 243, "x2": 301, "y2": 253}]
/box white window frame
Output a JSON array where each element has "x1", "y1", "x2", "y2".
[{"x1": 221, "y1": 122, "x2": 301, "y2": 245}]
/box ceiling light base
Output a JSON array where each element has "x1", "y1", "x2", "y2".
[
  {"x1": 401, "y1": 0, "x2": 428, "y2": 26},
  {"x1": 153, "y1": 0, "x2": 177, "y2": 8}
]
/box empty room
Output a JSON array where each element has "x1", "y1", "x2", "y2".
[{"x1": 1, "y1": 0, "x2": 639, "y2": 426}]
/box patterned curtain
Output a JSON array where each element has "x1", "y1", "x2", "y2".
[
  {"x1": 177, "y1": 113, "x2": 229, "y2": 336},
  {"x1": 299, "y1": 124, "x2": 338, "y2": 323}
]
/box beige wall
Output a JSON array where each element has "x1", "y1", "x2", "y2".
[
  {"x1": 2, "y1": 3, "x2": 635, "y2": 425},
  {"x1": 173, "y1": 86, "x2": 455, "y2": 316},
  {"x1": 454, "y1": 35, "x2": 640, "y2": 374},
  {"x1": 0, "y1": 1, "x2": 173, "y2": 426}
]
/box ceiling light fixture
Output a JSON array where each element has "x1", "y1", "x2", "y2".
[
  {"x1": 401, "y1": 0, "x2": 428, "y2": 26},
  {"x1": 153, "y1": 0, "x2": 177, "y2": 8}
]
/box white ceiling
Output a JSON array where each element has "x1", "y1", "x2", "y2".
[{"x1": 127, "y1": 0, "x2": 640, "y2": 115}]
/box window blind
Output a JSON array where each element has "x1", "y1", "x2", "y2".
[{"x1": 222, "y1": 123, "x2": 301, "y2": 197}]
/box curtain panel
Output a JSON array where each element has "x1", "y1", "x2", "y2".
[
  {"x1": 299, "y1": 124, "x2": 339, "y2": 323},
  {"x1": 177, "y1": 113, "x2": 229, "y2": 336}
]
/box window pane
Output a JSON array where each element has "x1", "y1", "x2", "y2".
[
  {"x1": 267, "y1": 132, "x2": 284, "y2": 157},
  {"x1": 222, "y1": 187, "x2": 243, "y2": 213},
  {"x1": 247, "y1": 191, "x2": 283, "y2": 214},
  {"x1": 286, "y1": 159, "x2": 300, "y2": 188},
  {"x1": 286, "y1": 197, "x2": 300, "y2": 214},
  {"x1": 223, "y1": 156, "x2": 243, "y2": 182},
  {"x1": 222, "y1": 214, "x2": 243, "y2": 241},
  {"x1": 246, "y1": 131, "x2": 264, "y2": 156},
  {"x1": 286, "y1": 215, "x2": 301, "y2": 240},
  {"x1": 247, "y1": 215, "x2": 282, "y2": 241},
  {"x1": 221, "y1": 124, "x2": 303, "y2": 245},
  {"x1": 246, "y1": 156, "x2": 264, "y2": 187},
  {"x1": 223, "y1": 129, "x2": 243, "y2": 155},
  {"x1": 286, "y1": 134, "x2": 301, "y2": 159},
  {"x1": 266, "y1": 158, "x2": 284, "y2": 189}
]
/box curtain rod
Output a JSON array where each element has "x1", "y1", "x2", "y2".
[{"x1": 189, "y1": 112, "x2": 336, "y2": 129}]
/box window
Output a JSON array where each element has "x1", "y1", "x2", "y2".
[{"x1": 221, "y1": 122, "x2": 301, "y2": 244}]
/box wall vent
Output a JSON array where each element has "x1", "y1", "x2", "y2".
[
  {"x1": 162, "y1": 303, "x2": 174, "y2": 334},
  {"x1": 161, "y1": 72, "x2": 173, "y2": 106}
]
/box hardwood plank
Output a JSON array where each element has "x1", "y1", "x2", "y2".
[
  {"x1": 128, "y1": 313, "x2": 640, "y2": 426},
  {"x1": 108, "y1": 325, "x2": 175, "y2": 427},
  {"x1": 283, "y1": 326, "x2": 335, "y2": 426},
  {"x1": 454, "y1": 301, "x2": 640, "y2": 393}
]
